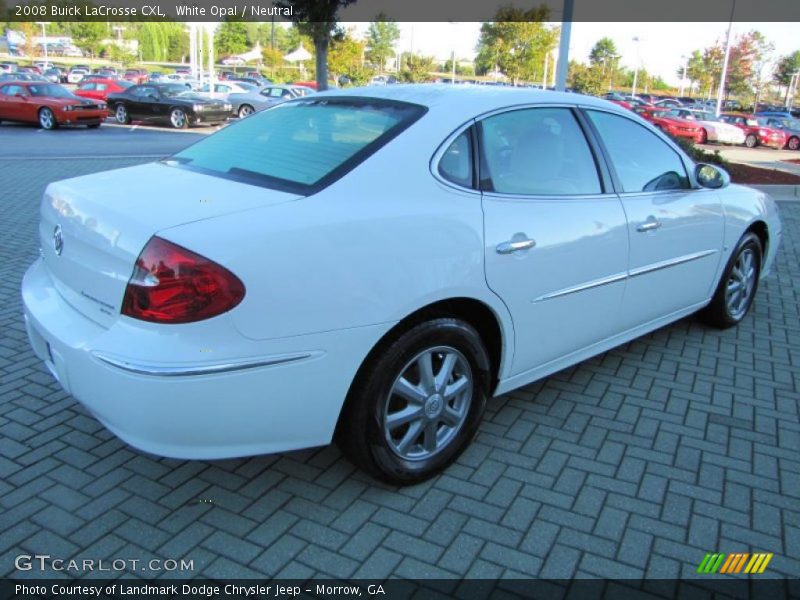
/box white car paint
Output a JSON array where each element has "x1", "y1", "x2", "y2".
[
  {"x1": 22, "y1": 85, "x2": 782, "y2": 460},
  {"x1": 672, "y1": 108, "x2": 747, "y2": 144}
]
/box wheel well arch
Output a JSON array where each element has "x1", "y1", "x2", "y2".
[
  {"x1": 746, "y1": 220, "x2": 769, "y2": 259},
  {"x1": 348, "y1": 297, "x2": 506, "y2": 400}
]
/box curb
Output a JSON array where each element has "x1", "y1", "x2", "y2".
[{"x1": 749, "y1": 184, "x2": 800, "y2": 201}]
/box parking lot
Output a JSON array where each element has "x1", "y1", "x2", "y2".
[{"x1": 0, "y1": 125, "x2": 798, "y2": 581}]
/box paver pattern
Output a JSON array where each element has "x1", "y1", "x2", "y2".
[{"x1": 0, "y1": 136, "x2": 798, "y2": 581}]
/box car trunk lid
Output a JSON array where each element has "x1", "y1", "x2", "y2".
[{"x1": 39, "y1": 161, "x2": 301, "y2": 328}]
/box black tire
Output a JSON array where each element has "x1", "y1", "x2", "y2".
[
  {"x1": 700, "y1": 232, "x2": 762, "y2": 329},
  {"x1": 745, "y1": 134, "x2": 758, "y2": 148},
  {"x1": 238, "y1": 104, "x2": 255, "y2": 119},
  {"x1": 115, "y1": 103, "x2": 130, "y2": 124},
  {"x1": 788, "y1": 136, "x2": 800, "y2": 151},
  {"x1": 336, "y1": 318, "x2": 491, "y2": 485},
  {"x1": 699, "y1": 128, "x2": 708, "y2": 144},
  {"x1": 38, "y1": 107, "x2": 57, "y2": 130},
  {"x1": 87, "y1": 123, "x2": 101, "y2": 129}
]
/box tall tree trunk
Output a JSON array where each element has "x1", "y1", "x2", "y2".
[{"x1": 314, "y1": 36, "x2": 329, "y2": 90}]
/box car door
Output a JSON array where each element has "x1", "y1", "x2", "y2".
[
  {"x1": 4, "y1": 84, "x2": 30, "y2": 121},
  {"x1": 479, "y1": 106, "x2": 629, "y2": 377},
  {"x1": 584, "y1": 109, "x2": 724, "y2": 330},
  {"x1": 0, "y1": 84, "x2": 14, "y2": 119}
]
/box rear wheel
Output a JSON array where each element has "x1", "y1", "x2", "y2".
[
  {"x1": 336, "y1": 318, "x2": 491, "y2": 485},
  {"x1": 38, "y1": 108, "x2": 57, "y2": 130},
  {"x1": 115, "y1": 104, "x2": 130, "y2": 124},
  {"x1": 745, "y1": 134, "x2": 758, "y2": 148},
  {"x1": 788, "y1": 136, "x2": 800, "y2": 151},
  {"x1": 700, "y1": 232, "x2": 762, "y2": 328},
  {"x1": 170, "y1": 108, "x2": 188, "y2": 129}
]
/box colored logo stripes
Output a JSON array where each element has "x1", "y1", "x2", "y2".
[{"x1": 697, "y1": 552, "x2": 773, "y2": 574}]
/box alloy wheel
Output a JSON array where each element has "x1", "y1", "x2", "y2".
[
  {"x1": 115, "y1": 105, "x2": 127, "y2": 123},
  {"x1": 39, "y1": 109, "x2": 54, "y2": 130},
  {"x1": 745, "y1": 134, "x2": 757, "y2": 148},
  {"x1": 789, "y1": 137, "x2": 800, "y2": 151},
  {"x1": 170, "y1": 109, "x2": 186, "y2": 128},
  {"x1": 383, "y1": 346, "x2": 473, "y2": 461},
  {"x1": 239, "y1": 105, "x2": 254, "y2": 118}
]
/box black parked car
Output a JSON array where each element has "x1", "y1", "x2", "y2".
[{"x1": 107, "y1": 83, "x2": 232, "y2": 129}]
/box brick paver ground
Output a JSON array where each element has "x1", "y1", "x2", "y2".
[{"x1": 1, "y1": 155, "x2": 798, "y2": 580}]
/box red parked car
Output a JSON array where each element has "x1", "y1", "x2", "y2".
[
  {"x1": 633, "y1": 106, "x2": 704, "y2": 143},
  {"x1": 74, "y1": 78, "x2": 133, "y2": 103},
  {"x1": 123, "y1": 68, "x2": 148, "y2": 85},
  {"x1": 603, "y1": 92, "x2": 633, "y2": 110},
  {"x1": 720, "y1": 113, "x2": 788, "y2": 149},
  {"x1": 0, "y1": 81, "x2": 107, "y2": 130}
]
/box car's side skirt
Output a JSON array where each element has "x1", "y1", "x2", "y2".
[{"x1": 494, "y1": 299, "x2": 710, "y2": 397}]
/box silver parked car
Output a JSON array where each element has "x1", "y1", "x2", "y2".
[{"x1": 229, "y1": 84, "x2": 315, "y2": 118}]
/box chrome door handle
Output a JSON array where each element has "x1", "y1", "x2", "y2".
[
  {"x1": 637, "y1": 219, "x2": 661, "y2": 232},
  {"x1": 496, "y1": 238, "x2": 536, "y2": 254}
]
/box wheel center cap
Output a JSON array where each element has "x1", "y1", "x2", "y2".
[{"x1": 425, "y1": 394, "x2": 444, "y2": 418}]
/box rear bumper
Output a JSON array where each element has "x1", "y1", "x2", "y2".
[{"x1": 21, "y1": 258, "x2": 386, "y2": 459}]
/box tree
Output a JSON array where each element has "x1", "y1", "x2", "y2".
[
  {"x1": 774, "y1": 50, "x2": 800, "y2": 103},
  {"x1": 216, "y1": 21, "x2": 249, "y2": 57},
  {"x1": 401, "y1": 54, "x2": 435, "y2": 83},
  {"x1": 365, "y1": 14, "x2": 399, "y2": 72},
  {"x1": 277, "y1": 0, "x2": 356, "y2": 90},
  {"x1": 567, "y1": 61, "x2": 604, "y2": 95},
  {"x1": 684, "y1": 50, "x2": 706, "y2": 94},
  {"x1": 725, "y1": 30, "x2": 773, "y2": 98},
  {"x1": 589, "y1": 37, "x2": 621, "y2": 90},
  {"x1": 71, "y1": 22, "x2": 105, "y2": 61},
  {"x1": 328, "y1": 29, "x2": 371, "y2": 84},
  {"x1": 475, "y1": 5, "x2": 557, "y2": 86}
]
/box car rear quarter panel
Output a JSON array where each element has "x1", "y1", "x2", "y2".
[{"x1": 160, "y1": 118, "x2": 515, "y2": 376}]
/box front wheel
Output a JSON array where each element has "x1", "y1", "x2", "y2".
[
  {"x1": 38, "y1": 108, "x2": 57, "y2": 130},
  {"x1": 238, "y1": 104, "x2": 254, "y2": 119},
  {"x1": 700, "y1": 232, "x2": 762, "y2": 329},
  {"x1": 336, "y1": 318, "x2": 491, "y2": 485},
  {"x1": 745, "y1": 134, "x2": 758, "y2": 148},
  {"x1": 115, "y1": 104, "x2": 130, "y2": 124},
  {"x1": 788, "y1": 136, "x2": 800, "y2": 151},
  {"x1": 699, "y1": 128, "x2": 708, "y2": 144},
  {"x1": 170, "y1": 108, "x2": 188, "y2": 129}
]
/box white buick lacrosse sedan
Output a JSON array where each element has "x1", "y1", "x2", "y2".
[{"x1": 22, "y1": 86, "x2": 781, "y2": 484}]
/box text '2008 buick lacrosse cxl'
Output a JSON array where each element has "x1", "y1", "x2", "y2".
[{"x1": 22, "y1": 86, "x2": 782, "y2": 484}]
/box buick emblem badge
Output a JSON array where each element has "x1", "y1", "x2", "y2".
[{"x1": 53, "y1": 225, "x2": 64, "y2": 256}]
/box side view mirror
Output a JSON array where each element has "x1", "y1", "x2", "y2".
[
  {"x1": 695, "y1": 163, "x2": 730, "y2": 190},
  {"x1": 15, "y1": 93, "x2": 27, "y2": 100}
]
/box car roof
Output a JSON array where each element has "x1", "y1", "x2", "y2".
[{"x1": 316, "y1": 84, "x2": 615, "y2": 116}]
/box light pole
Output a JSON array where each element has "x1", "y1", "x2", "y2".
[
  {"x1": 631, "y1": 36, "x2": 640, "y2": 98},
  {"x1": 35, "y1": 21, "x2": 48, "y2": 64},
  {"x1": 786, "y1": 71, "x2": 800, "y2": 109},
  {"x1": 679, "y1": 55, "x2": 688, "y2": 97},
  {"x1": 715, "y1": 0, "x2": 737, "y2": 117},
  {"x1": 554, "y1": 0, "x2": 573, "y2": 91}
]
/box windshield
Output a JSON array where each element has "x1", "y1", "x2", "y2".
[
  {"x1": 171, "y1": 98, "x2": 426, "y2": 193},
  {"x1": 27, "y1": 84, "x2": 74, "y2": 98},
  {"x1": 697, "y1": 112, "x2": 719, "y2": 121},
  {"x1": 160, "y1": 84, "x2": 192, "y2": 97}
]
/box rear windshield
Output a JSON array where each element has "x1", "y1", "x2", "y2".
[{"x1": 170, "y1": 97, "x2": 426, "y2": 194}]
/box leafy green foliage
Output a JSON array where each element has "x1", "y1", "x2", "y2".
[{"x1": 365, "y1": 15, "x2": 399, "y2": 72}]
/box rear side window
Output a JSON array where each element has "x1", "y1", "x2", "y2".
[
  {"x1": 587, "y1": 110, "x2": 690, "y2": 193},
  {"x1": 479, "y1": 107, "x2": 602, "y2": 196},
  {"x1": 438, "y1": 130, "x2": 473, "y2": 188},
  {"x1": 172, "y1": 98, "x2": 426, "y2": 194}
]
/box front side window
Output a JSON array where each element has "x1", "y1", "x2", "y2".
[
  {"x1": 479, "y1": 107, "x2": 602, "y2": 196},
  {"x1": 172, "y1": 98, "x2": 426, "y2": 193},
  {"x1": 587, "y1": 110, "x2": 690, "y2": 193}
]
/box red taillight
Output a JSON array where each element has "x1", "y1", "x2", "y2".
[{"x1": 121, "y1": 237, "x2": 245, "y2": 324}]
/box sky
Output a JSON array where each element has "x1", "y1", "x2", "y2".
[{"x1": 344, "y1": 22, "x2": 799, "y2": 86}]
